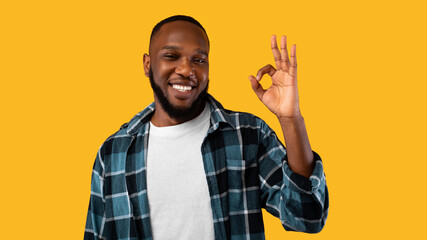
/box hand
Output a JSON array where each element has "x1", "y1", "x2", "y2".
[{"x1": 249, "y1": 35, "x2": 301, "y2": 119}]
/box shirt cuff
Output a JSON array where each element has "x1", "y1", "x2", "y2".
[{"x1": 282, "y1": 151, "x2": 325, "y2": 194}]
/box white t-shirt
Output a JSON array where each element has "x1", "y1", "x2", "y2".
[{"x1": 147, "y1": 104, "x2": 214, "y2": 239}]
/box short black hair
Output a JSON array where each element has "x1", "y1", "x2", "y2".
[{"x1": 149, "y1": 15, "x2": 209, "y2": 46}]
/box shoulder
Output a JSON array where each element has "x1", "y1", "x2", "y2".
[
  {"x1": 97, "y1": 127, "x2": 132, "y2": 162},
  {"x1": 217, "y1": 106, "x2": 272, "y2": 135},
  {"x1": 206, "y1": 94, "x2": 269, "y2": 131},
  {"x1": 97, "y1": 103, "x2": 154, "y2": 162},
  {"x1": 225, "y1": 109, "x2": 266, "y2": 127},
  {"x1": 209, "y1": 105, "x2": 277, "y2": 147}
]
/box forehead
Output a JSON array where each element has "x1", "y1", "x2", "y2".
[{"x1": 150, "y1": 21, "x2": 209, "y2": 54}]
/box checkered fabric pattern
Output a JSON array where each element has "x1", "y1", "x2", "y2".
[{"x1": 85, "y1": 94, "x2": 328, "y2": 240}]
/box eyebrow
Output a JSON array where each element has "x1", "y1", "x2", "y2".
[{"x1": 161, "y1": 45, "x2": 208, "y2": 56}]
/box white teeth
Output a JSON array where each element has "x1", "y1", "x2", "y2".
[{"x1": 172, "y1": 84, "x2": 192, "y2": 92}]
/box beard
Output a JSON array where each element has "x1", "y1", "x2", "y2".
[{"x1": 149, "y1": 68, "x2": 209, "y2": 121}]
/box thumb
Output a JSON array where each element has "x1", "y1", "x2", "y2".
[{"x1": 249, "y1": 75, "x2": 266, "y2": 100}]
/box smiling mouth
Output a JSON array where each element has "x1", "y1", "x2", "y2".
[{"x1": 171, "y1": 84, "x2": 193, "y2": 92}]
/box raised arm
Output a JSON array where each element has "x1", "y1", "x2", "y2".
[{"x1": 249, "y1": 35, "x2": 314, "y2": 178}]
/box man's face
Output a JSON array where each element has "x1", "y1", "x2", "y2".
[{"x1": 144, "y1": 21, "x2": 209, "y2": 120}]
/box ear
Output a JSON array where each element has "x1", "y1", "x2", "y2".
[{"x1": 143, "y1": 53, "x2": 150, "y2": 77}]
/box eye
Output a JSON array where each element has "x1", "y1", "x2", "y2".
[
  {"x1": 164, "y1": 54, "x2": 178, "y2": 60},
  {"x1": 193, "y1": 58, "x2": 206, "y2": 64}
]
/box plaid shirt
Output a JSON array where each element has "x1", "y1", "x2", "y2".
[{"x1": 85, "y1": 95, "x2": 328, "y2": 240}]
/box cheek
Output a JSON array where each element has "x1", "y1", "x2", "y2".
[
  {"x1": 198, "y1": 66, "x2": 209, "y2": 82},
  {"x1": 156, "y1": 63, "x2": 176, "y2": 79}
]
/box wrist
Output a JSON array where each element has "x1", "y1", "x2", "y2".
[{"x1": 277, "y1": 113, "x2": 304, "y2": 124}]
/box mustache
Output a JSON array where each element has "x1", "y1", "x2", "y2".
[
  {"x1": 168, "y1": 75, "x2": 197, "y2": 82},
  {"x1": 148, "y1": 69, "x2": 197, "y2": 82}
]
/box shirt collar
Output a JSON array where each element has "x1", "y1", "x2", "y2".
[{"x1": 125, "y1": 94, "x2": 236, "y2": 136}]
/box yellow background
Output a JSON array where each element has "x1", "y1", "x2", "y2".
[{"x1": 1, "y1": 0, "x2": 426, "y2": 239}]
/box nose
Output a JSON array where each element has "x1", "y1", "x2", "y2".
[{"x1": 175, "y1": 58, "x2": 193, "y2": 77}]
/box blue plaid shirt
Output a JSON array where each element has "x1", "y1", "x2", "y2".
[{"x1": 85, "y1": 95, "x2": 328, "y2": 240}]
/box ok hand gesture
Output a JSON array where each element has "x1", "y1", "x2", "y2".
[{"x1": 249, "y1": 35, "x2": 301, "y2": 119}]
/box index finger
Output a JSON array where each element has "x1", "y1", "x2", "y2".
[{"x1": 271, "y1": 35, "x2": 282, "y2": 70}]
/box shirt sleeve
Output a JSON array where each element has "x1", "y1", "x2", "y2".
[
  {"x1": 84, "y1": 148, "x2": 107, "y2": 240},
  {"x1": 258, "y1": 121, "x2": 329, "y2": 233}
]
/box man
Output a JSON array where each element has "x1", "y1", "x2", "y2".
[{"x1": 85, "y1": 15, "x2": 328, "y2": 240}]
